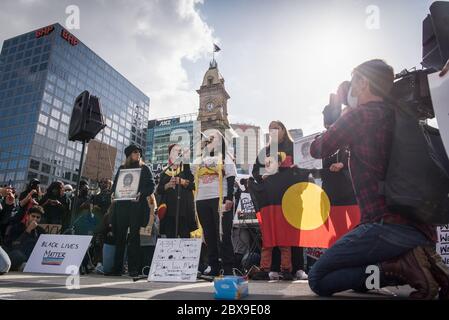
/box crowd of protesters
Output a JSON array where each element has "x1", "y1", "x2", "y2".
[{"x1": 0, "y1": 58, "x2": 448, "y2": 300}]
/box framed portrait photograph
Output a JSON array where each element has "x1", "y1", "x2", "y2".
[{"x1": 114, "y1": 168, "x2": 142, "y2": 201}]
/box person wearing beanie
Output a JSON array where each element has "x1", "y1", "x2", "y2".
[{"x1": 109, "y1": 144, "x2": 155, "y2": 277}]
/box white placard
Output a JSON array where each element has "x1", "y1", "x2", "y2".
[
  {"x1": 114, "y1": 168, "x2": 141, "y2": 201},
  {"x1": 148, "y1": 238, "x2": 202, "y2": 282},
  {"x1": 294, "y1": 133, "x2": 323, "y2": 169},
  {"x1": 437, "y1": 224, "x2": 449, "y2": 267},
  {"x1": 24, "y1": 235, "x2": 92, "y2": 274},
  {"x1": 428, "y1": 71, "x2": 449, "y2": 158},
  {"x1": 236, "y1": 193, "x2": 255, "y2": 214}
]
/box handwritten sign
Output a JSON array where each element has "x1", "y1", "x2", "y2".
[
  {"x1": 24, "y1": 235, "x2": 92, "y2": 274},
  {"x1": 82, "y1": 139, "x2": 117, "y2": 181},
  {"x1": 39, "y1": 224, "x2": 62, "y2": 235},
  {"x1": 237, "y1": 193, "x2": 255, "y2": 214},
  {"x1": 437, "y1": 224, "x2": 449, "y2": 267},
  {"x1": 148, "y1": 238, "x2": 202, "y2": 282}
]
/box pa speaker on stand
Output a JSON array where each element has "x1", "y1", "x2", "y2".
[{"x1": 67, "y1": 91, "x2": 106, "y2": 233}]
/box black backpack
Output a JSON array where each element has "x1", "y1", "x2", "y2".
[{"x1": 384, "y1": 104, "x2": 449, "y2": 225}]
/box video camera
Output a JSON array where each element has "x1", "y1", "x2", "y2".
[
  {"x1": 323, "y1": 2, "x2": 449, "y2": 125},
  {"x1": 390, "y1": 1, "x2": 449, "y2": 119}
]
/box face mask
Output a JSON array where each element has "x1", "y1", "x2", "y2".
[{"x1": 347, "y1": 86, "x2": 359, "y2": 108}]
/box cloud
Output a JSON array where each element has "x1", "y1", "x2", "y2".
[{"x1": 0, "y1": 0, "x2": 216, "y2": 118}]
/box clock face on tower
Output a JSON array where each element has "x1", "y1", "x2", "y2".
[{"x1": 206, "y1": 102, "x2": 214, "y2": 112}]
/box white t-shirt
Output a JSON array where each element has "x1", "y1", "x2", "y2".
[{"x1": 192, "y1": 155, "x2": 237, "y2": 201}]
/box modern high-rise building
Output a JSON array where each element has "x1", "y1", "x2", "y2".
[
  {"x1": 146, "y1": 113, "x2": 197, "y2": 166},
  {"x1": 0, "y1": 23, "x2": 149, "y2": 190}
]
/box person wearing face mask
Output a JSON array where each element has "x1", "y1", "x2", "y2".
[
  {"x1": 308, "y1": 59, "x2": 447, "y2": 299},
  {"x1": 39, "y1": 181, "x2": 70, "y2": 227},
  {"x1": 192, "y1": 130, "x2": 237, "y2": 276},
  {"x1": 109, "y1": 144, "x2": 155, "y2": 277}
]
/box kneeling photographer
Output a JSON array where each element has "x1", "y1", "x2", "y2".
[{"x1": 308, "y1": 59, "x2": 449, "y2": 299}]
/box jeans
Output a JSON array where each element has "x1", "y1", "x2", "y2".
[
  {"x1": 102, "y1": 244, "x2": 116, "y2": 274},
  {"x1": 0, "y1": 246, "x2": 11, "y2": 274},
  {"x1": 308, "y1": 222, "x2": 433, "y2": 296}
]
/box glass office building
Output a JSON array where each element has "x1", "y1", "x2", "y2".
[
  {"x1": 0, "y1": 23, "x2": 149, "y2": 191},
  {"x1": 146, "y1": 113, "x2": 196, "y2": 165}
]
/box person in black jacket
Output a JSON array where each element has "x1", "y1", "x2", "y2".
[
  {"x1": 251, "y1": 120, "x2": 294, "y2": 184},
  {"x1": 110, "y1": 144, "x2": 155, "y2": 277},
  {"x1": 4, "y1": 206, "x2": 46, "y2": 271},
  {"x1": 157, "y1": 144, "x2": 197, "y2": 238},
  {"x1": 0, "y1": 187, "x2": 17, "y2": 243},
  {"x1": 250, "y1": 120, "x2": 295, "y2": 280},
  {"x1": 39, "y1": 181, "x2": 70, "y2": 228}
]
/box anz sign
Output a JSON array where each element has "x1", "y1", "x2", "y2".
[{"x1": 156, "y1": 118, "x2": 180, "y2": 127}]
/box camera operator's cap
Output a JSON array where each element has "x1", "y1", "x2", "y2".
[
  {"x1": 64, "y1": 184, "x2": 73, "y2": 192},
  {"x1": 124, "y1": 144, "x2": 142, "y2": 157}
]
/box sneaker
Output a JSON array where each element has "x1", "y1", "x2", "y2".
[
  {"x1": 279, "y1": 271, "x2": 294, "y2": 281},
  {"x1": 268, "y1": 271, "x2": 280, "y2": 280},
  {"x1": 251, "y1": 270, "x2": 270, "y2": 280},
  {"x1": 295, "y1": 269, "x2": 309, "y2": 280}
]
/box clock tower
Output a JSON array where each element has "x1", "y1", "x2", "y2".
[{"x1": 197, "y1": 60, "x2": 230, "y2": 134}]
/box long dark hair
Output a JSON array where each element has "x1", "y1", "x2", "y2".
[
  {"x1": 206, "y1": 132, "x2": 227, "y2": 162},
  {"x1": 124, "y1": 156, "x2": 145, "y2": 168},
  {"x1": 46, "y1": 181, "x2": 64, "y2": 199}
]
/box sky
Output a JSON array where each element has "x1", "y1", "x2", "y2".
[{"x1": 0, "y1": 0, "x2": 439, "y2": 136}]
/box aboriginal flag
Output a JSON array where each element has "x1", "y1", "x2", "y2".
[{"x1": 249, "y1": 168, "x2": 360, "y2": 249}]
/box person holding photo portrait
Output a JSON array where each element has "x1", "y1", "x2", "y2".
[{"x1": 109, "y1": 144, "x2": 155, "y2": 277}]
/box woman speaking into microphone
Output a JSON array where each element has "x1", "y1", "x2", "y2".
[
  {"x1": 156, "y1": 143, "x2": 197, "y2": 238},
  {"x1": 192, "y1": 130, "x2": 237, "y2": 276}
]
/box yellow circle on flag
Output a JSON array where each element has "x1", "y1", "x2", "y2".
[{"x1": 281, "y1": 182, "x2": 331, "y2": 230}]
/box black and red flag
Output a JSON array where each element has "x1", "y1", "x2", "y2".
[{"x1": 249, "y1": 167, "x2": 360, "y2": 249}]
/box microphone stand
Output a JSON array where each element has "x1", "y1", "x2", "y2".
[{"x1": 174, "y1": 161, "x2": 183, "y2": 238}]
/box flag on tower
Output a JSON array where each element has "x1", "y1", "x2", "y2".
[{"x1": 213, "y1": 43, "x2": 221, "y2": 52}]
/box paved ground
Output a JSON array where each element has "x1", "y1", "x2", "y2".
[{"x1": 0, "y1": 272, "x2": 414, "y2": 300}]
